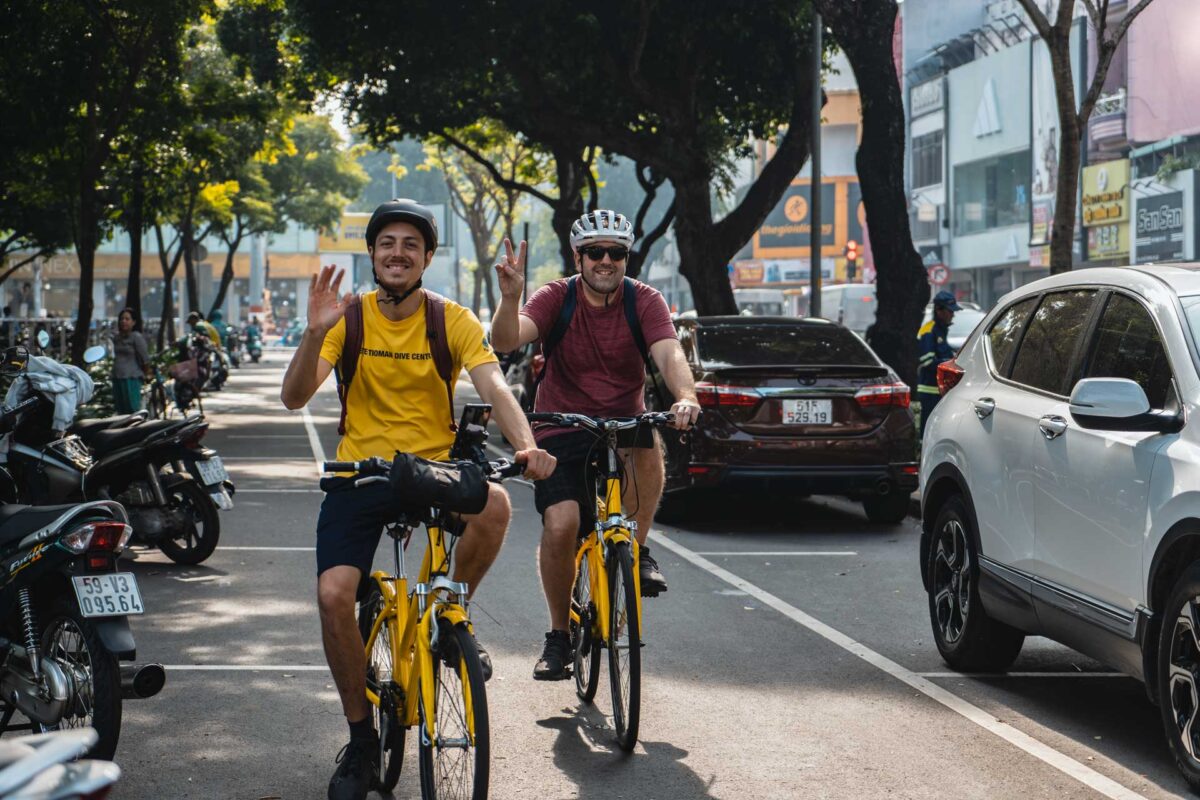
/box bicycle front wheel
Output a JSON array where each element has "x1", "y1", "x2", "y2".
[
  {"x1": 571, "y1": 548, "x2": 602, "y2": 703},
  {"x1": 358, "y1": 586, "x2": 404, "y2": 791},
  {"x1": 419, "y1": 618, "x2": 489, "y2": 800},
  {"x1": 607, "y1": 541, "x2": 641, "y2": 751}
]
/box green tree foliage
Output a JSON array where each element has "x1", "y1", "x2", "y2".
[{"x1": 291, "y1": 0, "x2": 822, "y2": 314}]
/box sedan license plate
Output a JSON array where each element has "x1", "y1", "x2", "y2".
[
  {"x1": 782, "y1": 399, "x2": 833, "y2": 425},
  {"x1": 194, "y1": 456, "x2": 228, "y2": 486},
  {"x1": 72, "y1": 573, "x2": 145, "y2": 618}
]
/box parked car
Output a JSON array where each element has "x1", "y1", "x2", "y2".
[
  {"x1": 920, "y1": 264, "x2": 1200, "y2": 790},
  {"x1": 795, "y1": 284, "x2": 878, "y2": 336},
  {"x1": 652, "y1": 315, "x2": 918, "y2": 523}
]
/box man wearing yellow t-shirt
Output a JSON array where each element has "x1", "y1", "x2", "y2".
[{"x1": 281, "y1": 199, "x2": 554, "y2": 800}]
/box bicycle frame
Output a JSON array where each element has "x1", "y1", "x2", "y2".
[
  {"x1": 361, "y1": 516, "x2": 478, "y2": 745},
  {"x1": 572, "y1": 428, "x2": 645, "y2": 645}
]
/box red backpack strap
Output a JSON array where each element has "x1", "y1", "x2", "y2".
[
  {"x1": 422, "y1": 290, "x2": 456, "y2": 431},
  {"x1": 334, "y1": 295, "x2": 364, "y2": 436}
]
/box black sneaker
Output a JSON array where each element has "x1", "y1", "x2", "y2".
[
  {"x1": 533, "y1": 630, "x2": 572, "y2": 681},
  {"x1": 473, "y1": 635, "x2": 493, "y2": 682},
  {"x1": 639, "y1": 545, "x2": 668, "y2": 597},
  {"x1": 328, "y1": 737, "x2": 378, "y2": 800}
]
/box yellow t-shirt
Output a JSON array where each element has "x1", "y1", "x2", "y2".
[{"x1": 319, "y1": 292, "x2": 498, "y2": 462}]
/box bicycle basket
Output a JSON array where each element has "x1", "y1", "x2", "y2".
[{"x1": 388, "y1": 452, "x2": 488, "y2": 515}]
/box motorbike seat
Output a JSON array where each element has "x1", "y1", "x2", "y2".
[
  {"x1": 0, "y1": 503, "x2": 92, "y2": 548},
  {"x1": 70, "y1": 414, "x2": 144, "y2": 447},
  {"x1": 88, "y1": 419, "x2": 184, "y2": 456}
]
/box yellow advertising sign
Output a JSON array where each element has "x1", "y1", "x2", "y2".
[
  {"x1": 318, "y1": 212, "x2": 372, "y2": 253},
  {"x1": 1081, "y1": 159, "x2": 1129, "y2": 259}
]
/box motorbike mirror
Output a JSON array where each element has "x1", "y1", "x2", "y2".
[
  {"x1": 35, "y1": 329, "x2": 50, "y2": 349},
  {"x1": 83, "y1": 345, "x2": 107, "y2": 364},
  {"x1": 0, "y1": 345, "x2": 28, "y2": 375}
]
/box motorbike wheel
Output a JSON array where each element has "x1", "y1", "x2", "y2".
[
  {"x1": 250, "y1": 352, "x2": 260, "y2": 363},
  {"x1": 39, "y1": 599, "x2": 122, "y2": 759},
  {"x1": 158, "y1": 480, "x2": 221, "y2": 565}
]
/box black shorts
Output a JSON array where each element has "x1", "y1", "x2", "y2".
[
  {"x1": 315, "y1": 476, "x2": 400, "y2": 580},
  {"x1": 533, "y1": 426, "x2": 657, "y2": 534}
]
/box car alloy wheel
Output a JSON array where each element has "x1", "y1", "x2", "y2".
[
  {"x1": 1168, "y1": 598, "x2": 1200, "y2": 763},
  {"x1": 931, "y1": 517, "x2": 971, "y2": 646}
]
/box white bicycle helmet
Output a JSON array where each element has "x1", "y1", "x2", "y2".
[{"x1": 569, "y1": 210, "x2": 636, "y2": 250}]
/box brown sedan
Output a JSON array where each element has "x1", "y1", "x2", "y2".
[{"x1": 652, "y1": 316, "x2": 918, "y2": 523}]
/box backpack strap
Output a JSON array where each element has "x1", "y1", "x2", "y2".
[
  {"x1": 422, "y1": 289, "x2": 457, "y2": 432},
  {"x1": 533, "y1": 276, "x2": 579, "y2": 399},
  {"x1": 621, "y1": 277, "x2": 668, "y2": 408},
  {"x1": 334, "y1": 294, "x2": 364, "y2": 436}
]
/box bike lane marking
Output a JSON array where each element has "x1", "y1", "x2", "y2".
[
  {"x1": 692, "y1": 551, "x2": 857, "y2": 556},
  {"x1": 301, "y1": 403, "x2": 328, "y2": 478},
  {"x1": 648, "y1": 529, "x2": 1151, "y2": 800}
]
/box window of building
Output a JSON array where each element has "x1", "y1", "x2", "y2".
[
  {"x1": 912, "y1": 131, "x2": 943, "y2": 190},
  {"x1": 953, "y1": 151, "x2": 1031, "y2": 235}
]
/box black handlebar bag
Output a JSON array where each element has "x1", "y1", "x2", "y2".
[{"x1": 388, "y1": 452, "x2": 489, "y2": 516}]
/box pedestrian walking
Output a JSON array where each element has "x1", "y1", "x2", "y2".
[
  {"x1": 916, "y1": 290, "x2": 960, "y2": 437},
  {"x1": 112, "y1": 307, "x2": 150, "y2": 413}
]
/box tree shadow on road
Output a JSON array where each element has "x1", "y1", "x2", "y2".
[{"x1": 536, "y1": 706, "x2": 719, "y2": 800}]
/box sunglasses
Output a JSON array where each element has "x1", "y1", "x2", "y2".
[{"x1": 580, "y1": 245, "x2": 629, "y2": 262}]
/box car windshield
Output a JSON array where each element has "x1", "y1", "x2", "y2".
[{"x1": 696, "y1": 325, "x2": 877, "y2": 367}]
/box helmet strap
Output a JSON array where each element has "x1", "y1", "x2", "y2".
[
  {"x1": 373, "y1": 267, "x2": 423, "y2": 305},
  {"x1": 578, "y1": 270, "x2": 617, "y2": 307}
]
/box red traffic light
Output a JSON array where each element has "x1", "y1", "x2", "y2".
[{"x1": 844, "y1": 239, "x2": 859, "y2": 261}]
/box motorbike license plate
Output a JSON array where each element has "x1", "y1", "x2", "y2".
[
  {"x1": 782, "y1": 399, "x2": 833, "y2": 425},
  {"x1": 194, "y1": 456, "x2": 228, "y2": 486},
  {"x1": 72, "y1": 573, "x2": 145, "y2": 618}
]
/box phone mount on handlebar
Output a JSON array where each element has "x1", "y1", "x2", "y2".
[{"x1": 448, "y1": 403, "x2": 492, "y2": 464}]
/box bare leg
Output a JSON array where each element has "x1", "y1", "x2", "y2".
[
  {"x1": 539, "y1": 501, "x2": 581, "y2": 631},
  {"x1": 452, "y1": 482, "x2": 511, "y2": 598},
  {"x1": 621, "y1": 439, "x2": 665, "y2": 546},
  {"x1": 318, "y1": 565, "x2": 370, "y2": 723}
]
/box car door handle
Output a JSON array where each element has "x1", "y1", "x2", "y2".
[
  {"x1": 1039, "y1": 415, "x2": 1068, "y2": 440},
  {"x1": 972, "y1": 398, "x2": 996, "y2": 419}
]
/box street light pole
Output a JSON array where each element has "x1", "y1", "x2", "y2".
[{"x1": 810, "y1": 12, "x2": 823, "y2": 319}]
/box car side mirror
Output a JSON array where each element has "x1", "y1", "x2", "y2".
[{"x1": 1068, "y1": 378, "x2": 1182, "y2": 433}]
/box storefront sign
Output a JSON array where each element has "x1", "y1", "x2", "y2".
[
  {"x1": 734, "y1": 262, "x2": 764, "y2": 285},
  {"x1": 1082, "y1": 160, "x2": 1130, "y2": 260},
  {"x1": 318, "y1": 212, "x2": 372, "y2": 253},
  {"x1": 1135, "y1": 191, "x2": 1186, "y2": 262},
  {"x1": 911, "y1": 79, "x2": 944, "y2": 117}
]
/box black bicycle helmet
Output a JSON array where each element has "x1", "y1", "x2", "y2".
[{"x1": 365, "y1": 198, "x2": 439, "y2": 254}]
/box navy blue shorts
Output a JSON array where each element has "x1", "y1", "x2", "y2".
[{"x1": 316, "y1": 476, "x2": 401, "y2": 579}]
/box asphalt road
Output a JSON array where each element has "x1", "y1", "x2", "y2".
[{"x1": 97, "y1": 352, "x2": 1190, "y2": 799}]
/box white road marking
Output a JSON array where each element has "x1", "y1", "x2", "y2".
[
  {"x1": 227, "y1": 435, "x2": 310, "y2": 439},
  {"x1": 218, "y1": 546, "x2": 315, "y2": 552},
  {"x1": 165, "y1": 665, "x2": 329, "y2": 672},
  {"x1": 693, "y1": 551, "x2": 858, "y2": 557},
  {"x1": 233, "y1": 489, "x2": 323, "y2": 494},
  {"x1": 302, "y1": 404, "x2": 328, "y2": 477},
  {"x1": 648, "y1": 530, "x2": 1151, "y2": 800},
  {"x1": 921, "y1": 672, "x2": 1124, "y2": 679}
]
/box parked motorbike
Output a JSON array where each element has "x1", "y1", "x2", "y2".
[
  {"x1": 2, "y1": 346, "x2": 234, "y2": 565},
  {"x1": 0, "y1": 728, "x2": 121, "y2": 799},
  {"x1": 0, "y1": 380, "x2": 165, "y2": 760}
]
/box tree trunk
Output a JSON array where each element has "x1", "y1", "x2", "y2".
[
  {"x1": 470, "y1": 265, "x2": 483, "y2": 316},
  {"x1": 155, "y1": 224, "x2": 184, "y2": 350},
  {"x1": 183, "y1": 222, "x2": 199, "y2": 316},
  {"x1": 124, "y1": 172, "x2": 144, "y2": 324},
  {"x1": 818, "y1": 0, "x2": 927, "y2": 390},
  {"x1": 1048, "y1": 33, "x2": 1081, "y2": 274},
  {"x1": 209, "y1": 228, "x2": 243, "y2": 318},
  {"x1": 551, "y1": 147, "x2": 587, "y2": 277},
  {"x1": 673, "y1": 175, "x2": 735, "y2": 315},
  {"x1": 71, "y1": 169, "x2": 100, "y2": 366}
]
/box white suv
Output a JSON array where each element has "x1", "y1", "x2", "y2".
[{"x1": 920, "y1": 265, "x2": 1200, "y2": 789}]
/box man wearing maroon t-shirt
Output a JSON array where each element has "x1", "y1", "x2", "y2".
[{"x1": 491, "y1": 209, "x2": 701, "y2": 681}]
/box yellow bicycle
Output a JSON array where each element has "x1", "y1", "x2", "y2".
[
  {"x1": 323, "y1": 405, "x2": 521, "y2": 799},
  {"x1": 526, "y1": 411, "x2": 674, "y2": 751}
]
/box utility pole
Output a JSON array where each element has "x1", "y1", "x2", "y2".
[{"x1": 810, "y1": 13, "x2": 823, "y2": 319}]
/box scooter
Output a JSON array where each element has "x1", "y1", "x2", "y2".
[
  {"x1": 244, "y1": 329, "x2": 262, "y2": 364},
  {"x1": 1, "y1": 346, "x2": 234, "y2": 565}
]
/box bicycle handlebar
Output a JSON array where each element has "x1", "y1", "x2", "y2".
[
  {"x1": 322, "y1": 456, "x2": 526, "y2": 482},
  {"x1": 525, "y1": 411, "x2": 676, "y2": 432}
]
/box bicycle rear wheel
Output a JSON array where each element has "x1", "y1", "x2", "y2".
[
  {"x1": 358, "y1": 587, "x2": 404, "y2": 791},
  {"x1": 607, "y1": 541, "x2": 641, "y2": 751},
  {"x1": 571, "y1": 547, "x2": 601, "y2": 702},
  {"x1": 419, "y1": 618, "x2": 489, "y2": 800}
]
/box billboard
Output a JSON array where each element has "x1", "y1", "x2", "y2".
[
  {"x1": 1135, "y1": 191, "x2": 1187, "y2": 262},
  {"x1": 1082, "y1": 159, "x2": 1130, "y2": 261},
  {"x1": 753, "y1": 177, "x2": 861, "y2": 259},
  {"x1": 318, "y1": 212, "x2": 372, "y2": 253}
]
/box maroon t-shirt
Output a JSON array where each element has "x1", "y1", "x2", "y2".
[{"x1": 522, "y1": 278, "x2": 676, "y2": 442}]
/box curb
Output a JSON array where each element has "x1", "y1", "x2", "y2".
[{"x1": 909, "y1": 491, "x2": 921, "y2": 521}]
